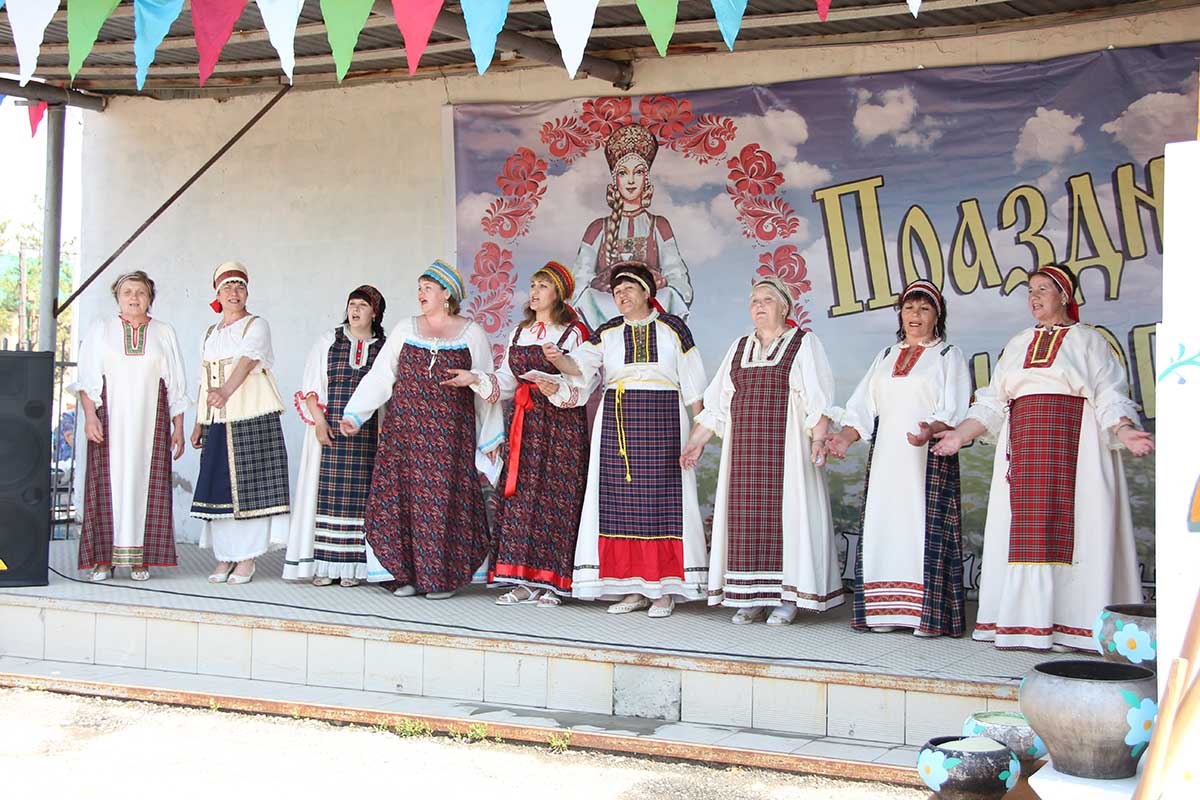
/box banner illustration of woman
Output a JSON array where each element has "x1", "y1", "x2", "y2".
[{"x1": 572, "y1": 124, "x2": 694, "y2": 328}]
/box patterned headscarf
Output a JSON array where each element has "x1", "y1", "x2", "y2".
[
  {"x1": 752, "y1": 276, "x2": 793, "y2": 317},
  {"x1": 348, "y1": 284, "x2": 386, "y2": 325},
  {"x1": 1033, "y1": 265, "x2": 1079, "y2": 322},
  {"x1": 421, "y1": 259, "x2": 466, "y2": 301},
  {"x1": 533, "y1": 261, "x2": 575, "y2": 301},
  {"x1": 900, "y1": 279, "x2": 943, "y2": 317}
]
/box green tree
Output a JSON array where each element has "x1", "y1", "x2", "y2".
[{"x1": 0, "y1": 216, "x2": 76, "y2": 354}]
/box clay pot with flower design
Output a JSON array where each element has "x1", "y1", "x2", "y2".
[
  {"x1": 962, "y1": 711, "x2": 1047, "y2": 768},
  {"x1": 1093, "y1": 603, "x2": 1157, "y2": 671},
  {"x1": 916, "y1": 736, "x2": 1018, "y2": 799}
]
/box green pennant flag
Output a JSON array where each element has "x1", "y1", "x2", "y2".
[
  {"x1": 320, "y1": 0, "x2": 376, "y2": 81},
  {"x1": 636, "y1": 0, "x2": 677, "y2": 58},
  {"x1": 68, "y1": 0, "x2": 122, "y2": 80}
]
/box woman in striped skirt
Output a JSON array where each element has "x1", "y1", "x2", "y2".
[{"x1": 933, "y1": 265, "x2": 1154, "y2": 651}]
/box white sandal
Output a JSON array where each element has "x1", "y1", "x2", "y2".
[
  {"x1": 647, "y1": 597, "x2": 675, "y2": 619},
  {"x1": 607, "y1": 595, "x2": 650, "y2": 614},
  {"x1": 130, "y1": 567, "x2": 150, "y2": 582},
  {"x1": 496, "y1": 586, "x2": 539, "y2": 605},
  {"x1": 766, "y1": 603, "x2": 798, "y2": 626},
  {"x1": 90, "y1": 566, "x2": 111, "y2": 582},
  {"x1": 312, "y1": 576, "x2": 334, "y2": 587},
  {"x1": 339, "y1": 578, "x2": 360, "y2": 588},
  {"x1": 731, "y1": 607, "x2": 767, "y2": 625},
  {"x1": 536, "y1": 592, "x2": 562, "y2": 608}
]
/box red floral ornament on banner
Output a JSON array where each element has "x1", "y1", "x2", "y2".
[{"x1": 467, "y1": 93, "x2": 816, "y2": 346}]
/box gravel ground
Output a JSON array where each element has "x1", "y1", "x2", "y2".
[{"x1": 0, "y1": 687, "x2": 928, "y2": 799}]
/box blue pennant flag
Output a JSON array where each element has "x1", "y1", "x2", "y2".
[
  {"x1": 460, "y1": 0, "x2": 511, "y2": 75},
  {"x1": 711, "y1": 0, "x2": 748, "y2": 51},
  {"x1": 134, "y1": 0, "x2": 187, "y2": 90}
]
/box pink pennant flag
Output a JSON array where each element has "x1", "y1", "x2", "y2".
[
  {"x1": 193, "y1": 0, "x2": 250, "y2": 86},
  {"x1": 392, "y1": 0, "x2": 445, "y2": 76},
  {"x1": 816, "y1": 0, "x2": 832, "y2": 23},
  {"x1": 28, "y1": 100, "x2": 48, "y2": 136}
]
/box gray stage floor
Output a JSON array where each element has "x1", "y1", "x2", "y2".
[{"x1": 3, "y1": 540, "x2": 1090, "y2": 683}]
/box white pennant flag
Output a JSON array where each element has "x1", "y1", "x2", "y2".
[
  {"x1": 255, "y1": 0, "x2": 305, "y2": 82},
  {"x1": 907, "y1": 0, "x2": 922, "y2": 16},
  {"x1": 545, "y1": 0, "x2": 599, "y2": 79},
  {"x1": 8, "y1": 0, "x2": 60, "y2": 86}
]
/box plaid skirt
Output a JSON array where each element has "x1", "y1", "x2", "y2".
[
  {"x1": 78, "y1": 380, "x2": 177, "y2": 569},
  {"x1": 1007, "y1": 394, "x2": 1084, "y2": 565},
  {"x1": 191, "y1": 413, "x2": 290, "y2": 520}
]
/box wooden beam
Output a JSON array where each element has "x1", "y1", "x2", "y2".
[{"x1": 0, "y1": 77, "x2": 107, "y2": 111}]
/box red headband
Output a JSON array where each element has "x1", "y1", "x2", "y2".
[
  {"x1": 1035, "y1": 266, "x2": 1079, "y2": 322},
  {"x1": 901, "y1": 279, "x2": 943, "y2": 316}
]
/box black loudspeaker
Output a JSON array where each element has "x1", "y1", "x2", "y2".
[{"x1": 0, "y1": 350, "x2": 52, "y2": 587}]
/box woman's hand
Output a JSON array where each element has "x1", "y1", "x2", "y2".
[
  {"x1": 931, "y1": 429, "x2": 967, "y2": 457},
  {"x1": 83, "y1": 413, "x2": 104, "y2": 444},
  {"x1": 535, "y1": 378, "x2": 559, "y2": 397},
  {"x1": 314, "y1": 419, "x2": 333, "y2": 446},
  {"x1": 170, "y1": 427, "x2": 185, "y2": 460},
  {"x1": 824, "y1": 429, "x2": 856, "y2": 459},
  {"x1": 542, "y1": 342, "x2": 565, "y2": 366},
  {"x1": 207, "y1": 385, "x2": 231, "y2": 410},
  {"x1": 1117, "y1": 425, "x2": 1155, "y2": 457},
  {"x1": 190, "y1": 423, "x2": 203, "y2": 450},
  {"x1": 339, "y1": 417, "x2": 361, "y2": 437},
  {"x1": 907, "y1": 421, "x2": 933, "y2": 447},
  {"x1": 440, "y1": 368, "x2": 480, "y2": 388},
  {"x1": 810, "y1": 437, "x2": 828, "y2": 466},
  {"x1": 679, "y1": 442, "x2": 704, "y2": 471}
]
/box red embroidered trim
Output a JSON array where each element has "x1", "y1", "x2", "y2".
[
  {"x1": 891, "y1": 345, "x2": 926, "y2": 377},
  {"x1": 1023, "y1": 327, "x2": 1070, "y2": 369},
  {"x1": 488, "y1": 562, "x2": 573, "y2": 592},
  {"x1": 485, "y1": 375, "x2": 501, "y2": 404},
  {"x1": 293, "y1": 391, "x2": 326, "y2": 426},
  {"x1": 862, "y1": 580, "x2": 924, "y2": 591},
  {"x1": 973, "y1": 622, "x2": 1092, "y2": 638},
  {"x1": 353, "y1": 339, "x2": 365, "y2": 367}
]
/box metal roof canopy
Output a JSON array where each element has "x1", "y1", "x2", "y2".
[{"x1": 0, "y1": 0, "x2": 1190, "y2": 102}]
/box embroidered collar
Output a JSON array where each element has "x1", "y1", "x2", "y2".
[
  {"x1": 897, "y1": 337, "x2": 942, "y2": 349},
  {"x1": 624, "y1": 309, "x2": 659, "y2": 327}
]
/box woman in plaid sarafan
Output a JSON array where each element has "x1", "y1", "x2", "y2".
[
  {"x1": 76, "y1": 271, "x2": 190, "y2": 582},
  {"x1": 681, "y1": 277, "x2": 844, "y2": 626},
  {"x1": 933, "y1": 266, "x2": 1154, "y2": 651},
  {"x1": 190, "y1": 262, "x2": 291, "y2": 585},
  {"x1": 828, "y1": 280, "x2": 970, "y2": 638},
  {"x1": 339, "y1": 261, "x2": 504, "y2": 599},
  {"x1": 443, "y1": 261, "x2": 597, "y2": 607},
  {"x1": 283, "y1": 286, "x2": 387, "y2": 587},
  {"x1": 548, "y1": 262, "x2": 707, "y2": 619}
]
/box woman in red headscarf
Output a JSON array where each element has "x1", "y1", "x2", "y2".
[
  {"x1": 444, "y1": 262, "x2": 596, "y2": 606},
  {"x1": 932, "y1": 266, "x2": 1154, "y2": 651},
  {"x1": 827, "y1": 280, "x2": 970, "y2": 638}
]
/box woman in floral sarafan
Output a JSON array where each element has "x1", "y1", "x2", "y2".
[
  {"x1": 933, "y1": 265, "x2": 1154, "y2": 651},
  {"x1": 446, "y1": 261, "x2": 595, "y2": 607},
  {"x1": 828, "y1": 280, "x2": 970, "y2": 638},
  {"x1": 340, "y1": 260, "x2": 503, "y2": 599},
  {"x1": 284, "y1": 285, "x2": 387, "y2": 587}
]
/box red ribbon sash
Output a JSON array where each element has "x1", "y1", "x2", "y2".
[{"x1": 503, "y1": 383, "x2": 535, "y2": 498}]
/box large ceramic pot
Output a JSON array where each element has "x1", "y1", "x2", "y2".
[
  {"x1": 1020, "y1": 660, "x2": 1157, "y2": 779},
  {"x1": 962, "y1": 710, "x2": 1047, "y2": 767},
  {"x1": 916, "y1": 736, "x2": 1020, "y2": 799},
  {"x1": 1093, "y1": 603, "x2": 1157, "y2": 671}
]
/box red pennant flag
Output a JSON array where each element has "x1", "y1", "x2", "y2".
[
  {"x1": 194, "y1": 0, "x2": 250, "y2": 87},
  {"x1": 816, "y1": 0, "x2": 832, "y2": 22},
  {"x1": 392, "y1": 0, "x2": 444, "y2": 76},
  {"x1": 28, "y1": 100, "x2": 48, "y2": 136}
]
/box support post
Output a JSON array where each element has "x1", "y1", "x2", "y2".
[{"x1": 38, "y1": 104, "x2": 66, "y2": 353}]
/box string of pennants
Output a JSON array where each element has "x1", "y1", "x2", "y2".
[{"x1": 2, "y1": 0, "x2": 927, "y2": 92}]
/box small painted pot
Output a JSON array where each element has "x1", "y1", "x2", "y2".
[
  {"x1": 916, "y1": 736, "x2": 1020, "y2": 800},
  {"x1": 1020, "y1": 660, "x2": 1157, "y2": 779},
  {"x1": 962, "y1": 710, "x2": 1047, "y2": 767},
  {"x1": 1093, "y1": 603, "x2": 1157, "y2": 671}
]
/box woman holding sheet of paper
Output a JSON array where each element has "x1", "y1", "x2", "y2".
[{"x1": 443, "y1": 261, "x2": 595, "y2": 607}]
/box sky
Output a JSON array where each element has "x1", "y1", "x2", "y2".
[
  {"x1": 452, "y1": 43, "x2": 1197, "y2": 402},
  {"x1": 0, "y1": 94, "x2": 83, "y2": 253}
]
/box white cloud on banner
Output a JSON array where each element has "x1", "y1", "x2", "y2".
[
  {"x1": 1014, "y1": 107, "x2": 1085, "y2": 168},
  {"x1": 781, "y1": 160, "x2": 833, "y2": 192},
  {"x1": 729, "y1": 108, "x2": 810, "y2": 162},
  {"x1": 1101, "y1": 73, "x2": 1199, "y2": 165},
  {"x1": 8, "y1": 0, "x2": 59, "y2": 86},
  {"x1": 852, "y1": 87, "x2": 943, "y2": 150}
]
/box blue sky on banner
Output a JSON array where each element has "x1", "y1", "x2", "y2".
[{"x1": 453, "y1": 43, "x2": 1197, "y2": 403}]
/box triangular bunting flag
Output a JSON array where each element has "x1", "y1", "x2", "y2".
[
  {"x1": 255, "y1": 0, "x2": 304, "y2": 82},
  {"x1": 545, "y1": 0, "x2": 598, "y2": 79},
  {"x1": 460, "y1": 0, "x2": 510, "y2": 75},
  {"x1": 193, "y1": 0, "x2": 249, "y2": 87},
  {"x1": 8, "y1": 0, "x2": 60, "y2": 86},
  {"x1": 68, "y1": 0, "x2": 122, "y2": 81},
  {"x1": 816, "y1": 0, "x2": 832, "y2": 23},
  {"x1": 710, "y1": 0, "x2": 748, "y2": 51},
  {"x1": 28, "y1": 100, "x2": 48, "y2": 136},
  {"x1": 907, "y1": 0, "x2": 921, "y2": 16},
  {"x1": 134, "y1": 0, "x2": 186, "y2": 90},
  {"x1": 320, "y1": 0, "x2": 375, "y2": 81},
  {"x1": 391, "y1": 0, "x2": 444, "y2": 77},
  {"x1": 636, "y1": 0, "x2": 677, "y2": 58}
]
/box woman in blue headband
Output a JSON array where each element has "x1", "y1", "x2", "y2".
[{"x1": 340, "y1": 260, "x2": 503, "y2": 599}]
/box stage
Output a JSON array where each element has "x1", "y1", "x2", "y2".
[{"x1": 0, "y1": 540, "x2": 1090, "y2": 784}]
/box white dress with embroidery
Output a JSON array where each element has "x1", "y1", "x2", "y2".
[
  {"x1": 75, "y1": 316, "x2": 190, "y2": 561},
  {"x1": 197, "y1": 315, "x2": 290, "y2": 562},
  {"x1": 839, "y1": 340, "x2": 970, "y2": 628},
  {"x1": 967, "y1": 324, "x2": 1142, "y2": 650},
  {"x1": 699, "y1": 329, "x2": 845, "y2": 611}
]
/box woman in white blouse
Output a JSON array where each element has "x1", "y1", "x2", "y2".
[{"x1": 681, "y1": 277, "x2": 843, "y2": 626}]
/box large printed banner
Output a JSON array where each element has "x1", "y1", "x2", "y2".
[{"x1": 453, "y1": 43, "x2": 1200, "y2": 585}]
